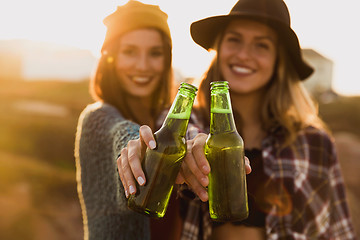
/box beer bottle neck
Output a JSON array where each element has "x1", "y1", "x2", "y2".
[
  {"x1": 161, "y1": 83, "x2": 197, "y2": 136},
  {"x1": 209, "y1": 88, "x2": 237, "y2": 134}
]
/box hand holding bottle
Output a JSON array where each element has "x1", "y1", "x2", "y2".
[
  {"x1": 117, "y1": 125, "x2": 156, "y2": 198},
  {"x1": 179, "y1": 133, "x2": 251, "y2": 202},
  {"x1": 118, "y1": 128, "x2": 251, "y2": 202},
  {"x1": 118, "y1": 82, "x2": 198, "y2": 218}
]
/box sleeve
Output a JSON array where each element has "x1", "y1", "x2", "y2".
[
  {"x1": 327, "y1": 136, "x2": 357, "y2": 239},
  {"x1": 177, "y1": 112, "x2": 213, "y2": 240},
  {"x1": 263, "y1": 128, "x2": 357, "y2": 239},
  {"x1": 75, "y1": 103, "x2": 150, "y2": 240},
  {"x1": 186, "y1": 112, "x2": 206, "y2": 140}
]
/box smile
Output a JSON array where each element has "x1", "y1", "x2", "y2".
[
  {"x1": 231, "y1": 65, "x2": 254, "y2": 74},
  {"x1": 130, "y1": 76, "x2": 152, "y2": 84}
]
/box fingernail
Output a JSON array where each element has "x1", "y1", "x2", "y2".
[
  {"x1": 202, "y1": 165, "x2": 210, "y2": 173},
  {"x1": 137, "y1": 176, "x2": 145, "y2": 185},
  {"x1": 125, "y1": 189, "x2": 129, "y2": 198},
  {"x1": 201, "y1": 191, "x2": 208, "y2": 201},
  {"x1": 149, "y1": 140, "x2": 156, "y2": 149},
  {"x1": 129, "y1": 185, "x2": 135, "y2": 194},
  {"x1": 201, "y1": 177, "x2": 208, "y2": 186}
]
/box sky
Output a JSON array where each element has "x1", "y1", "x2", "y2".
[{"x1": 0, "y1": 0, "x2": 359, "y2": 96}]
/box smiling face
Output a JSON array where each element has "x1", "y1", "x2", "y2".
[
  {"x1": 115, "y1": 28, "x2": 165, "y2": 98},
  {"x1": 219, "y1": 19, "x2": 278, "y2": 95}
]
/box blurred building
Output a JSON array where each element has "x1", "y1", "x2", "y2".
[{"x1": 302, "y1": 48, "x2": 334, "y2": 94}]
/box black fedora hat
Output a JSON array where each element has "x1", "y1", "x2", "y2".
[{"x1": 190, "y1": 0, "x2": 313, "y2": 80}]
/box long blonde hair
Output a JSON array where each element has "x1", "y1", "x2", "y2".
[
  {"x1": 195, "y1": 31, "x2": 328, "y2": 145},
  {"x1": 261, "y1": 45, "x2": 328, "y2": 142}
]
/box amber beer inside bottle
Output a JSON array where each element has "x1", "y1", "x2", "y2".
[
  {"x1": 128, "y1": 83, "x2": 197, "y2": 218},
  {"x1": 205, "y1": 81, "x2": 248, "y2": 222}
]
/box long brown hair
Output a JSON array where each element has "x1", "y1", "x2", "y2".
[
  {"x1": 90, "y1": 29, "x2": 174, "y2": 125},
  {"x1": 195, "y1": 25, "x2": 327, "y2": 145}
]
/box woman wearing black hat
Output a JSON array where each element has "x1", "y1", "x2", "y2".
[
  {"x1": 179, "y1": 0, "x2": 357, "y2": 239},
  {"x1": 118, "y1": 0, "x2": 356, "y2": 239}
]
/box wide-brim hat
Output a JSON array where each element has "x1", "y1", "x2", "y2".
[{"x1": 190, "y1": 0, "x2": 313, "y2": 80}]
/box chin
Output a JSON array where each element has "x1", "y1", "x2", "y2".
[{"x1": 129, "y1": 91, "x2": 153, "y2": 98}]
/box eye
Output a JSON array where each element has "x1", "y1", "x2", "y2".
[
  {"x1": 224, "y1": 35, "x2": 241, "y2": 44},
  {"x1": 150, "y1": 49, "x2": 164, "y2": 57},
  {"x1": 121, "y1": 48, "x2": 136, "y2": 56},
  {"x1": 255, "y1": 42, "x2": 270, "y2": 50}
]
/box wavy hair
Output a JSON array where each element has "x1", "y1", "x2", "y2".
[
  {"x1": 90, "y1": 29, "x2": 174, "y2": 126},
  {"x1": 195, "y1": 30, "x2": 328, "y2": 145}
]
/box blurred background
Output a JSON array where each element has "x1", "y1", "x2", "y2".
[{"x1": 0, "y1": 0, "x2": 359, "y2": 239}]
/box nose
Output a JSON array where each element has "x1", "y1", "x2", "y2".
[
  {"x1": 235, "y1": 44, "x2": 252, "y2": 60},
  {"x1": 135, "y1": 53, "x2": 149, "y2": 71}
]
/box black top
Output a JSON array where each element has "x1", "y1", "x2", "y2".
[{"x1": 213, "y1": 148, "x2": 266, "y2": 228}]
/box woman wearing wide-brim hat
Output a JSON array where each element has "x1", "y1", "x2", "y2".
[
  {"x1": 178, "y1": 0, "x2": 357, "y2": 239},
  {"x1": 116, "y1": 0, "x2": 357, "y2": 239}
]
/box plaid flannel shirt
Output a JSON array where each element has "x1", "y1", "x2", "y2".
[{"x1": 179, "y1": 124, "x2": 356, "y2": 240}]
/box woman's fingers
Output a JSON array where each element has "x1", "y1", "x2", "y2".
[
  {"x1": 117, "y1": 148, "x2": 126, "y2": 195},
  {"x1": 179, "y1": 133, "x2": 252, "y2": 202},
  {"x1": 245, "y1": 156, "x2": 252, "y2": 174},
  {"x1": 185, "y1": 140, "x2": 209, "y2": 187},
  {"x1": 118, "y1": 125, "x2": 252, "y2": 201},
  {"x1": 116, "y1": 125, "x2": 156, "y2": 198},
  {"x1": 191, "y1": 133, "x2": 211, "y2": 175},
  {"x1": 127, "y1": 139, "x2": 146, "y2": 187},
  {"x1": 179, "y1": 138, "x2": 209, "y2": 202},
  {"x1": 175, "y1": 171, "x2": 185, "y2": 185},
  {"x1": 180, "y1": 160, "x2": 209, "y2": 202},
  {"x1": 139, "y1": 125, "x2": 156, "y2": 149},
  {"x1": 117, "y1": 147, "x2": 133, "y2": 198}
]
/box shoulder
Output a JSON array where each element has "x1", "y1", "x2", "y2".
[
  {"x1": 297, "y1": 126, "x2": 335, "y2": 152},
  {"x1": 78, "y1": 102, "x2": 131, "y2": 130},
  {"x1": 289, "y1": 126, "x2": 337, "y2": 168},
  {"x1": 76, "y1": 102, "x2": 140, "y2": 141},
  {"x1": 268, "y1": 126, "x2": 337, "y2": 167},
  {"x1": 80, "y1": 102, "x2": 124, "y2": 122}
]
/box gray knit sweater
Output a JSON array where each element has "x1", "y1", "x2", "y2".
[{"x1": 75, "y1": 102, "x2": 150, "y2": 240}]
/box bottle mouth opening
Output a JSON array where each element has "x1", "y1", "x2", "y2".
[
  {"x1": 179, "y1": 82, "x2": 198, "y2": 93},
  {"x1": 210, "y1": 81, "x2": 229, "y2": 90}
]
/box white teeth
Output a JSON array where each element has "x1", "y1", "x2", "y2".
[
  {"x1": 232, "y1": 66, "x2": 253, "y2": 74},
  {"x1": 132, "y1": 76, "x2": 150, "y2": 83}
]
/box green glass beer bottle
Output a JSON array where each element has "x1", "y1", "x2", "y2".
[
  {"x1": 128, "y1": 82, "x2": 197, "y2": 218},
  {"x1": 204, "y1": 81, "x2": 249, "y2": 222}
]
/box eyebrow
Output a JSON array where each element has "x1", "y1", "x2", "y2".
[
  {"x1": 120, "y1": 43, "x2": 163, "y2": 49},
  {"x1": 225, "y1": 30, "x2": 276, "y2": 43}
]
